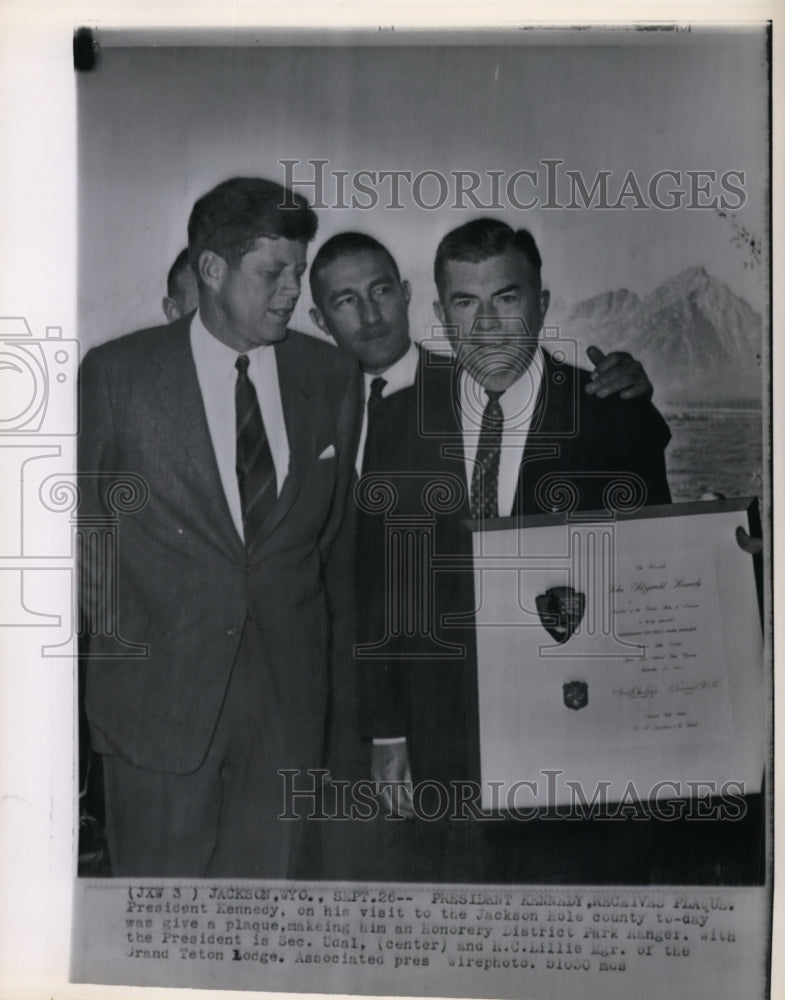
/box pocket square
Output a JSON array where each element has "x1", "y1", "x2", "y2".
[{"x1": 318, "y1": 444, "x2": 336, "y2": 460}]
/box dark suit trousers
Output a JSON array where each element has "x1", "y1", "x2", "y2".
[{"x1": 101, "y1": 618, "x2": 304, "y2": 878}]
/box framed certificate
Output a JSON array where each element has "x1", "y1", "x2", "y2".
[{"x1": 471, "y1": 498, "x2": 764, "y2": 812}]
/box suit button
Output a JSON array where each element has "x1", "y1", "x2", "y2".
[
  {"x1": 245, "y1": 563, "x2": 252, "y2": 574},
  {"x1": 226, "y1": 627, "x2": 239, "y2": 637}
]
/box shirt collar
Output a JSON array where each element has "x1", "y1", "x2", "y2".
[
  {"x1": 459, "y1": 344, "x2": 545, "y2": 430},
  {"x1": 191, "y1": 309, "x2": 271, "y2": 366},
  {"x1": 362, "y1": 338, "x2": 419, "y2": 399}
]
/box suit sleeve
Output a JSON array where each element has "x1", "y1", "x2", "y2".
[
  {"x1": 614, "y1": 397, "x2": 672, "y2": 507},
  {"x1": 359, "y1": 665, "x2": 405, "y2": 741},
  {"x1": 77, "y1": 346, "x2": 117, "y2": 637}
]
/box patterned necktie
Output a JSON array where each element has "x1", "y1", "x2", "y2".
[
  {"x1": 470, "y1": 389, "x2": 505, "y2": 519},
  {"x1": 235, "y1": 354, "x2": 277, "y2": 549},
  {"x1": 362, "y1": 376, "x2": 387, "y2": 474}
]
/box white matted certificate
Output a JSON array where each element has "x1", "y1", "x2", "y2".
[{"x1": 471, "y1": 498, "x2": 764, "y2": 810}]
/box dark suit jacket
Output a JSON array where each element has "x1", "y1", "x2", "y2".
[
  {"x1": 357, "y1": 345, "x2": 672, "y2": 786},
  {"x1": 78, "y1": 315, "x2": 355, "y2": 776}
]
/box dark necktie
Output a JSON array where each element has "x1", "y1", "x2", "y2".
[
  {"x1": 470, "y1": 389, "x2": 505, "y2": 519},
  {"x1": 361, "y1": 376, "x2": 387, "y2": 474},
  {"x1": 235, "y1": 354, "x2": 277, "y2": 549}
]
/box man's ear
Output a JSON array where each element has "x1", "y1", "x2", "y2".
[
  {"x1": 433, "y1": 300, "x2": 446, "y2": 326},
  {"x1": 539, "y1": 289, "x2": 551, "y2": 322},
  {"x1": 198, "y1": 250, "x2": 226, "y2": 292},
  {"x1": 162, "y1": 297, "x2": 181, "y2": 324},
  {"x1": 309, "y1": 306, "x2": 331, "y2": 339},
  {"x1": 401, "y1": 279, "x2": 411, "y2": 305}
]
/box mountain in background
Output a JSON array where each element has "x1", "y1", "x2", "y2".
[{"x1": 551, "y1": 267, "x2": 763, "y2": 404}]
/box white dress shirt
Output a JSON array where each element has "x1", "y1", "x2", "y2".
[
  {"x1": 354, "y1": 339, "x2": 420, "y2": 476},
  {"x1": 459, "y1": 346, "x2": 545, "y2": 517},
  {"x1": 190, "y1": 310, "x2": 289, "y2": 541}
]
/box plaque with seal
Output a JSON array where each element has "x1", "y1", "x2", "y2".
[{"x1": 470, "y1": 498, "x2": 764, "y2": 811}]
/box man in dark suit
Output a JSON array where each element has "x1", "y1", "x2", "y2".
[
  {"x1": 307, "y1": 225, "x2": 670, "y2": 877},
  {"x1": 78, "y1": 178, "x2": 354, "y2": 877}
]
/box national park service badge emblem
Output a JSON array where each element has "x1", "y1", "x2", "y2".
[
  {"x1": 563, "y1": 680, "x2": 589, "y2": 711},
  {"x1": 535, "y1": 585, "x2": 586, "y2": 644}
]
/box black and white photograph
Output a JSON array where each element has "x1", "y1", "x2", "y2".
[{"x1": 0, "y1": 5, "x2": 778, "y2": 1000}]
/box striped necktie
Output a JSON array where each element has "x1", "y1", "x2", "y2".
[
  {"x1": 235, "y1": 354, "x2": 277, "y2": 549},
  {"x1": 470, "y1": 389, "x2": 504, "y2": 519}
]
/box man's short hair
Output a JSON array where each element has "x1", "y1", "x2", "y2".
[
  {"x1": 433, "y1": 218, "x2": 543, "y2": 298},
  {"x1": 166, "y1": 247, "x2": 193, "y2": 299},
  {"x1": 187, "y1": 177, "x2": 318, "y2": 276},
  {"x1": 309, "y1": 231, "x2": 401, "y2": 307}
]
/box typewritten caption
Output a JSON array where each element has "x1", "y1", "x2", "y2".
[{"x1": 72, "y1": 881, "x2": 767, "y2": 997}]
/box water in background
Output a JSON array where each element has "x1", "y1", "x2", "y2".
[{"x1": 662, "y1": 408, "x2": 764, "y2": 504}]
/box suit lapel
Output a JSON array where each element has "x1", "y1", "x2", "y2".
[
  {"x1": 151, "y1": 318, "x2": 243, "y2": 553},
  {"x1": 418, "y1": 347, "x2": 471, "y2": 515},
  {"x1": 418, "y1": 345, "x2": 464, "y2": 442},
  {"x1": 513, "y1": 349, "x2": 575, "y2": 514},
  {"x1": 528, "y1": 349, "x2": 568, "y2": 436},
  {"x1": 344, "y1": 362, "x2": 364, "y2": 473}
]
